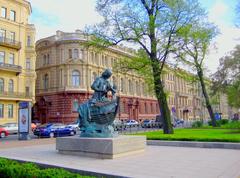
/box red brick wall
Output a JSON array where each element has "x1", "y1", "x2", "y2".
[{"x1": 34, "y1": 92, "x2": 160, "y2": 124}]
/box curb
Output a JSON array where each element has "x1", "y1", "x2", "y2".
[
  {"x1": 6, "y1": 158, "x2": 129, "y2": 178},
  {"x1": 147, "y1": 140, "x2": 240, "y2": 150}
]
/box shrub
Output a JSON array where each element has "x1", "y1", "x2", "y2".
[
  {"x1": 219, "y1": 119, "x2": 229, "y2": 125},
  {"x1": 192, "y1": 121, "x2": 203, "y2": 128},
  {"x1": 0, "y1": 158, "x2": 94, "y2": 178},
  {"x1": 208, "y1": 120, "x2": 221, "y2": 127},
  {"x1": 222, "y1": 121, "x2": 240, "y2": 129}
]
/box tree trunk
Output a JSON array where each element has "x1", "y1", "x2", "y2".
[
  {"x1": 197, "y1": 68, "x2": 217, "y2": 127},
  {"x1": 152, "y1": 61, "x2": 174, "y2": 134}
]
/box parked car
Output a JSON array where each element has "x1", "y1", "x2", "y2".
[
  {"x1": 0, "y1": 123, "x2": 18, "y2": 134},
  {"x1": 125, "y1": 120, "x2": 139, "y2": 127},
  {"x1": 113, "y1": 119, "x2": 126, "y2": 130},
  {"x1": 66, "y1": 121, "x2": 80, "y2": 131},
  {"x1": 33, "y1": 123, "x2": 76, "y2": 138},
  {"x1": 142, "y1": 119, "x2": 163, "y2": 128},
  {"x1": 0, "y1": 127, "x2": 9, "y2": 138}
]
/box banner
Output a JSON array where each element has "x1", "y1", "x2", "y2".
[{"x1": 19, "y1": 108, "x2": 29, "y2": 133}]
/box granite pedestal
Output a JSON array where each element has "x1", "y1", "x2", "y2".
[{"x1": 56, "y1": 135, "x2": 146, "y2": 159}]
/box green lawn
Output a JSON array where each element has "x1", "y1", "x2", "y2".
[{"x1": 133, "y1": 128, "x2": 240, "y2": 142}]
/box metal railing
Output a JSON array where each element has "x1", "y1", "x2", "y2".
[{"x1": 0, "y1": 37, "x2": 21, "y2": 50}]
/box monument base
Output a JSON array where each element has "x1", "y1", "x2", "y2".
[{"x1": 56, "y1": 135, "x2": 146, "y2": 159}]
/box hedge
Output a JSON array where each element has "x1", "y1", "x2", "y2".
[{"x1": 0, "y1": 158, "x2": 94, "y2": 178}]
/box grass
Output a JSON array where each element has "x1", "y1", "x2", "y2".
[{"x1": 133, "y1": 128, "x2": 240, "y2": 142}]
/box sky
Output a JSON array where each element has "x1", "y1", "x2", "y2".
[{"x1": 28, "y1": 0, "x2": 240, "y2": 74}]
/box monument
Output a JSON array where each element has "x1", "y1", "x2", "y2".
[{"x1": 56, "y1": 69, "x2": 146, "y2": 159}]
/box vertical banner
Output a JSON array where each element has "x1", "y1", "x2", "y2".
[
  {"x1": 19, "y1": 108, "x2": 29, "y2": 133},
  {"x1": 18, "y1": 102, "x2": 31, "y2": 140}
]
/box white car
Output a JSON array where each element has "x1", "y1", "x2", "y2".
[
  {"x1": 67, "y1": 121, "x2": 79, "y2": 131},
  {"x1": 0, "y1": 123, "x2": 18, "y2": 134},
  {"x1": 125, "y1": 120, "x2": 139, "y2": 127}
]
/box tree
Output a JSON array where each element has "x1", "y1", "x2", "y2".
[
  {"x1": 86, "y1": 0, "x2": 208, "y2": 134},
  {"x1": 175, "y1": 24, "x2": 218, "y2": 126},
  {"x1": 213, "y1": 45, "x2": 240, "y2": 108}
]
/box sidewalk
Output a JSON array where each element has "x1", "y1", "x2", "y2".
[{"x1": 0, "y1": 140, "x2": 240, "y2": 178}]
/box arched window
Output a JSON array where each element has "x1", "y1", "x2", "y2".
[
  {"x1": 47, "y1": 54, "x2": 50, "y2": 64},
  {"x1": 72, "y1": 70, "x2": 80, "y2": 87},
  {"x1": 0, "y1": 78, "x2": 4, "y2": 92},
  {"x1": 120, "y1": 78, "x2": 124, "y2": 92},
  {"x1": 8, "y1": 79, "x2": 13, "y2": 93},
  {"x1": 43, "y1": 74, "x2": 49, "y2": 90},
  {"x1": 43, "y1": 55, "x2": 47, "y2": 65},
  {"x1": 73, "y1": 49, "x2": 79, "y2": 59},
  {"x1": 128, "y1": 80, "x2": 132, "y2": 94}
]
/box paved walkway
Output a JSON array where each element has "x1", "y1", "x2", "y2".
[{"x1": 0, "y1": 140, "x2": 240, "y2": 178}]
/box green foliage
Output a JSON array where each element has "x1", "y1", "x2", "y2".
[
  {"x1": 192, "y1": 121, "x2": 203, "y2": 128},
  {"x1": 0, "y1": 158, "x2": 94, "y2": 178},
  {"x1": 133, "y1": 128, "x2": 240, "y2": 142},
  {"x1": 222, "y1": 121, "x2": 240, "y2": 129},
  {"x1": 219, "y1": 119, "x2": 229, "y2": 125},
  {"x1": 208, "y1": 120, "x2": 221, "y2": 127},
  {"x1": 227, "y1": 80, "x2": 240, "y2": 108}
]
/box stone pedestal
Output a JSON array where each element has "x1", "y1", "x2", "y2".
[{"x1": 56, "y1": 135, "x2": 146, "y2": 159}]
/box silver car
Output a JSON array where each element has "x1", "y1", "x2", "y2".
[{"x1": 0, "y1": 123, "x2": 18, "y2": 134}]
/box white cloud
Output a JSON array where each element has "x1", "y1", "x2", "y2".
[
  {"x1": 29, "y1": 0, "x2": 103, "y2": 40},
  {"x1": 28, "y1": 0, "x2": 240, "y2": 73},
  {"x1": 205, "y1": 0, "x2": 240, "y2": 74}
]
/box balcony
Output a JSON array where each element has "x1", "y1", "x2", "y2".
[
  {"x1": 0, "y1": 37, "x2": 21, "y2": 50},
  {"x1": 0, "y1": 91, "x2": 32, "y2": 101},
  {"x1": 0, "y1": 63, "x2": 22, "y2": 75}
]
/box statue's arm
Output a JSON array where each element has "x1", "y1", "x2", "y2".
[{"x1": 91, "y1": 78, "x2": 102, "y2": 92}]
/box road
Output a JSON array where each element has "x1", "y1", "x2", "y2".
[{"x1": 0, "y1": 126, "x2": 163, "y2": 142}]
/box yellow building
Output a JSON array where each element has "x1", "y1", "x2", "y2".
[{"x1": 0, "y1": 0, "x2": 36, "y2": 125}]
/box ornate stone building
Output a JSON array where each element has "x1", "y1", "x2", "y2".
[
  {"x1": 34, "y1": 30, "x2": 212, "y2": 123},
  {"x1": 0, "y1": 0, "x2": 36, "y2": 125}
]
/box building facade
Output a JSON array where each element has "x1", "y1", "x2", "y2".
[
  {"x1": 0, "y1": 0, "x2": 36, "y2": 125},
  {"x1": 34, "y1": 30, "x2": 213, "y2": 124}
]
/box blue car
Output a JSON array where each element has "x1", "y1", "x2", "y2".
[{"x1": 33, "y1": 123, "x2": 76, "y2": 138}]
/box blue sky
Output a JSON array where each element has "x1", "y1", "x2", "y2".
[{"x1": 28, "y1": 0, "x2": 240, "y2": 73}]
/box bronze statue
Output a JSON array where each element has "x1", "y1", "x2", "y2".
[{"x1": 77, "y1": 69, "x2": 119, "y2": 137}]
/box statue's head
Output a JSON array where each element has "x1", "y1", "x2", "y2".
[{"x1": 102, "y1": 69, "x2": 112, "y2": 79}]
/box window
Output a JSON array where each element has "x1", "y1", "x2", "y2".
[
  {"x1": 1, "y1": 7, "x2": 6, "y2": 18},
  {"x1": 68, "y1": 49, "x2": 72, "y2": 58},
  {"x1": 79, "y1": 49, "x2": 83, "y2": 59},
  {"x1": 9, "y1": 53, "x2": 14, "y2": 64},
  {"x1": 73, "y1": 49, "x2": 79, "y2": 59},
  {"x1": 72, "y1": 99, "x2": 79, "y2": 112},
  {"x1": 0, "y1": 51, "x2": 5, "y2": 63},
  {"x1": 8, "y1": 79, "x2": 13, "y2": 93},
  {"x1": 27, "y1": 36, "x2": 31, "y2": 46},
  {"x1": 0, "y1": 78, "x2": 4, "y2": 92},
  {"x1": 128, "y1": 80, "x2": 132, "y2": 94},
  {"x1": 0, "y1": 104, "x2": 3, "y2": 118},
  {"x1": 8, "y1": 104, "x2": 13, "y2": 118},
  {"x1": 9, "y1": 32, "x2": 15, "y2": 42},
  {"x1": 120, "y1": 78, "x2": 124, "y2": 92},
  {"x1": 47, "y1": 54, "x2": 50, "y2": 64},
  {"x1": 0, "y1": 29, "x2": 6, "y2": 41},
  {"x1": 43, "y1": 74, "x2": 49, "y2": 90},
  {"x1": 10, "y1": 10, "x2": 16, "y2": 21},
  {"x1": 25, "y1": 87, "x2": 30, "y2": 97},
  {"x1": 60, "y1": 69, "x2": 63, "y2": 86},
  {"x1": 26, "y1": 58, "x2": 30, "y2": 69},
  {"x1": 43, "y1": 55, "x2": 47, "y2": 65},
  {"x1": 72, "y1": 70, "x2": 80, "y2": 87}
]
